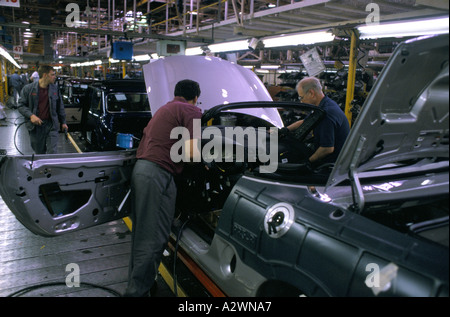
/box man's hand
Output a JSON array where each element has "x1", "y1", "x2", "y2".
[
  {"x1": 278, "y1": 127, "x2": 290, "y2": 138},
  {"x1": 61, "y1": 123, "x2": 69, "y2": 132},
  {"x1": 30, "y1": 114, "x2": 43, "y2": 125}
]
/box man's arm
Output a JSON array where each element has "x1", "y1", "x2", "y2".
[
  {"x1": 287, "y1": 119, "x2": 304, "y2": 131},
  {"x1": 184, "y1": 138, "x2": 201, "y2": 162},
  {"x1": 17, "y1": 84, "x2": 42, "y2": 126},
  {"x1": 309, "y1": 146, "x2": 334, "y2": 163},
  {"x1": 54, "y1": 85, "x2": 68, "y2": 131},
  {"x1": 17, "y1": 85, "x2": 33, "y2": 119}
]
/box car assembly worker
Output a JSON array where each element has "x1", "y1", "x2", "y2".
[
  {"x1": 124, "y1": 79, "x2": 202, "y2": 297},
  {"x1": 285, "y1": 77, "x2": 350, "y2": 164},
  {"x1": 9, "y1": 70, "x2": 23, "y2": 107},
  {"x1": 17, "y1": 65, "x2": 68, "y2": 154}
]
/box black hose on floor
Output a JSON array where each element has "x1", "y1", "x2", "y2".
[{"x1": 6, "y1": 281, "x2": 122, "y2": 297}]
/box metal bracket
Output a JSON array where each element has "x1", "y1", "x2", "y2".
[{"x1": 349, "y1": 135, "x2": 366, "y2": 213}]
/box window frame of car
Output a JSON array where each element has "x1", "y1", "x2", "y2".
[
  {"x1": 105, "y1": 92, "x2": 151, "y2": 113},
  {"x1": 89, "y1": 87, "x2": 104, "y2": 115}
]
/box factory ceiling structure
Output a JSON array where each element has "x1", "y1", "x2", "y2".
[{"x1": 0, "y1": 0, "x2": 448, "y2": 65}]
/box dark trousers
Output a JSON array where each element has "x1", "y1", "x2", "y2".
[
  {"x1": 29, "y1": 121, "x2": 58, "y2": 154},
  {"x1": 124, "y1": 159, "x2": 177, "y2": 297}
]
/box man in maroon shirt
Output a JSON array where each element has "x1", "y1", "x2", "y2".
[
  {"x1": 124, "y1": 79, "x2": 202, "y2": 297},
  {"x1": 17, "y1": 65, "x2": 68, "y2": 154}
]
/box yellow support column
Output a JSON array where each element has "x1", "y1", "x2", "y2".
[
  {"x1": 122, "y1": 61, "x2": 126, "y2": 79},
  {"x1": 0, "y1": 58, "x2": 4, "y2": 104},
  {"x1": 344, "y1": 30, "x2": 359, "y2": 127}
]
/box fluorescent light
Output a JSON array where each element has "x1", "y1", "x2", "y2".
[
  {"x1": 358, "y1": 17, "x2": 449, "y2": 39},
  {"x1": 0, "y1": 46, "x2": 21, "y2": 68},
  {"x1": 261, "y1": 64, "x2": 280, "y2": 69},
  {"x1": 208, "y1": 40, "x2": 249, "y2": 53},
  {"x1": 185, "y1": 46, "x2": 203, "y2": 56},
  {"x1": 263, "y1": 31, "x2": 334, "y2": 48},
  {"x1": 69, "y1": 60, "x2": 104, "y2": 67},
  {"x1": 133, "y1": 54, "x2": 151, "y2": 62}
]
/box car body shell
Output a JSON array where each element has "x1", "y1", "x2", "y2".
[
  {"x1": 83, "y1": 79, "x2": 152, "y2": 151},
  {"x1": 59, "y1": 78, "x2": 97, "y2": 127},
  {"x1": 0, "y1": 34, "x2": 448, "y2": 297}
]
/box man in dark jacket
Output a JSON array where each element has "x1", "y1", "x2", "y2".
[
  {"x1": 17, "y1": 65, "x2": 68, "y2": 154},
  {"x1": 9, "y1": 70, "x2": 22, "y2": 106}
]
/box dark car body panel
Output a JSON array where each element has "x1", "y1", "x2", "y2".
[
  {"x1": 218, "y1": 175, "x2": 448, "y2": 296},
  {"x1": 85, "y1": 79, "x2": 152, "y2": 151}
]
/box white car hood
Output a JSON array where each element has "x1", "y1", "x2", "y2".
[{"x1": 143, "y1": 55, "x2": 283, "y2": 127}]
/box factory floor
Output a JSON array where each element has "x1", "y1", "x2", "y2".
[{"x1": 0, "y1": 106, "x2": 205, "y2": 297}]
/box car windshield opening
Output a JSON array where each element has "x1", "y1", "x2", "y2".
[{"x1": 106, "y1": 93, "x2": 150, "y2": 112}]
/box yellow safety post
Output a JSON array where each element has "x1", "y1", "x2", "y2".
[
  {"x1": 344, "y1": 29, "x2": 359, "y2": 127},
  {"x1": 122, "y1": 61, "x2": 126, "y2": 79},
  {"x1": 0, "y1": 58, "x2": 4, "y2": 104}
]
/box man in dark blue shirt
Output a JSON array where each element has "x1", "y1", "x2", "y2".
[{"x1": 287, "y1": 77, "x2": 350, "y2": 164}]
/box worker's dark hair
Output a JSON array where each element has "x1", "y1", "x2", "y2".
[
  {"x1": 174, "y1": 79, "x2": 201, "y2": 101},
  {"x1": 38, "y1": 65, "x2": 54, "y2": 78}
]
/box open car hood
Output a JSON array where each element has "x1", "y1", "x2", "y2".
[
  {"x1": 326, "y1": 34, "x2": 449, "y2": 190},
  {"x1": 143, "y1": 55, "x2": 283, "y2": 128}
]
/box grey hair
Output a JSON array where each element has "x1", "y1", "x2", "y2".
[{"x1": 296, "y1": 77, "x2": 323, "y2": 94}]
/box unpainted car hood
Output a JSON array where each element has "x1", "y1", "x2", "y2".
[
  {"x1": 143, "y1": 55, "x2": 284, "y2": 127},
  {"x1": 326, "y1": 34, "x2": 449, "y2": 190}
]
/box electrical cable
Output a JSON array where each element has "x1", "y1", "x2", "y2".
[
  {"x1": 13, "y1": 117, "x2": 56, "y2": 156},
  {"x1": 6, "y1": 281, "x2": 122, "y2": 297},
  {"x1": 13, "y1": 121, "x2": 27, "y2": 155},
  {"x1": 173, "y1": 216, "x2": 191, "y2": 297}
]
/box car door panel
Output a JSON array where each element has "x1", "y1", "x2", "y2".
[{"x1": 0, "y1": 150, "x2": 136, "y2": 236}]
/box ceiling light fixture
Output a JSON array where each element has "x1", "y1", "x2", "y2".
[
  {"x1": 0, "y1": 46, "x2": 21, "y2": 68},
  {"x1": 133, "y1": 54, "x2": 151, "y2": 62},
  {"x1": 185, "y1": 46, "x2": 204, "y2": 56},
  {"x1": 358, "y1": 16, "x2": 449, "y2": 39},
  {"x1": 208, "y1": 40, "x2": 249, "y2": 53},
  {"x1": 261, "y1": 64, "x2": 280, "y2": 69},
  {"x1": 84, "y1": 0, "x2": 92, "y2": 16},
  {"x1": 248, "y1": 38, "x2": 259, "y2": 50},
  {"x1": 262, "y1": 31, "x2": 334, "y2": 48}
]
